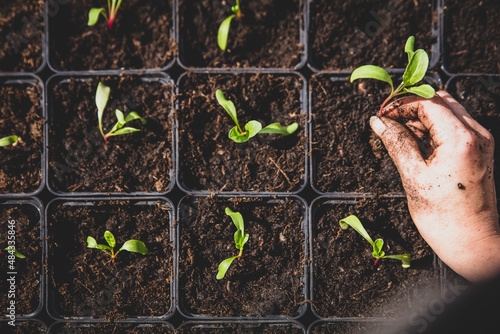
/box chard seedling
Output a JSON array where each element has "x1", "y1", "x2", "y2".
[
  {"x1": 216, "y1": 208, "x2": 250, "y2": 280},
  {"x1": 88, "y1": 0, "x2": 123, "y2": 29},
  {"x1": 217, "y1": 0, "x2": 241, "y2": 51},
  {"x1": 216, "y1": 89, "x2": 299, "y2": 143},
  {"x1": 95, "y1": 82, "x2": 146, "y2": 142},
  {"x1": 350, "y1": 36, "x2": 435, "y2": 116},
  {"x1": 87, "y1": 231, "x2": 148, "y2": 263},
  {"x1": 339, "y1": 215, "x2": 411, "y2": 268},
  {"x1": 0, "y1": 135, "x2": 18, "y2": 147},
  {"x1": 0, "y1": 234, "x2": 25, "y2": 258}
]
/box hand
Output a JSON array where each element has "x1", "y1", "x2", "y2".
[{"x1": 370, "y1": 91, "x2": 500, "y2": 282}]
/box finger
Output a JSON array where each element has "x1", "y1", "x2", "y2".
[
  {"x1": 370, "y1": 116, "x2": 426, "y2": 175},
  {"x1": 382, "y1": 95, "x2": 469, "y2": 148}
]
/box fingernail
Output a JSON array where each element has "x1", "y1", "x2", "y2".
[{"x1": 369, "y1": 116, "x2": 386, "y2": 135}]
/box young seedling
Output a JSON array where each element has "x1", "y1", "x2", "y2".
[
  {"x1": 350, "y1": 36, "x2": 435, "y2": 116},
  {"x1": 95, "y1": 82, "x2": 147, "y2": 143},
  {"x1": 339, "y1": 215, "x2": 411, "y2": 268},
  {"x1": 88, "y1": 0, "x2": 123, "y2": 30},
  {"x1": 87, "y1": 231, "x2": 148, "y2": 263},
  {"x1": 0, "y1": 135, "x2": 18, "y2": 147},
  {"x1": 216, "y1": 208, "x2": 250, "y2": 280},
  {"x1": 216, "y1": 89, "x2": 299, "y2": 143},
  {"x1": 217, "y1": 0, "x2": 242, "y2": 51},
  {"x1": 0, "y1": 234, "x2": 25, "y2": 258}
]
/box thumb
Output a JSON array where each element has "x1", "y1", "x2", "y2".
[{"x1": 370, "y1": 116, "x2": 425, "y2": 176}]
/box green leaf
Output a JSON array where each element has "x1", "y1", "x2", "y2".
[
  {"x1": 404, "y1": 84, "x2": 435, "y2": 99},
  {"x1": 225, "y1": 207, "x2": 244, "y2": 232},
  {"x1": 104, "y1": 231, "x2": 116, "y2": 248},
  {"x1": 244, "y1": 120, "x2": 263, "y2": 140},
  {"x1": 119, "y1": 240, "x2": 148, "y2": 255},
  {"x1": 88, "y1": 8, "x2": 106, "y2": 26},
  {"x1": 96, "y1": 82, "x2": 110, "y2": 136},
  {"x1": 87, "y1": 236, "x2": 98, "y2": 248},
  {"x1": 217, "y1": 14, "x2": 236, "y2": 51},
  {"x1": 124, "y1": 111, "x2": 147, "y2": 125},
  {"x1": 216, "y1": 255, "x2": 239, "y2": 279},
  {"x1": 5, "y1": 247, "x2": 25, "y2": 259},
  {"x1": 216, "y1": 89, "x2": 241, "y2": 131},
  {"x1": 115, "y1": 109, "x2": 125, "y2": 126},
  {"x1": 405, "y1": 36, "x2": 415, "y2": 62},
  {"x1": 350, "y1": 65, "x2": 394, "y2": 92},
  {"x1": 0, "y1": 135, "x2": 18, "y2": 147},
  {"x1": 384, "y1": 254, "x2": 411, "y2": 268},
  {"x1": 110, "y1": 127, "x2": 141, "y2": 136},
  {"x1": 372, "y1": 238, "x2": 385, "y2": 258},
  {"x1": 228, "y1": 126, "x2": 249, "y2": 142},
  {"x1": 339, "y1": 215, "x2": 374, "y2": 246},
  {"x1": 403, "y1": 49, "x2": 429, "y2": 86},
  {"x1": 259, "y1": 122, "x2": 299, "y2": 135}
]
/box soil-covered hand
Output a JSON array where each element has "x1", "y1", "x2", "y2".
[{"x1": 370, "y1": 91, "x2": 500, "y2": 282}]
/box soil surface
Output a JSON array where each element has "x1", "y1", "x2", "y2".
[
  {"x1": 178, "y1": 197, "x2": 306, "y2": 317},
  {"x1": 0, "y1": 203, "x2": 42, "y2": 316},
  {"x1": 48, "y1": 75, "x2": 173, "y2": 194},
  {"x1": 0, "y1": 0, "x2": 44, "y2": 72},
  {"x1": 49, "y1": 323, "x2": 174, "y2": 333},
  {"x1": 311, "y1": 76, "x2": 403, "y2": 194},
  {"x1": 0, "y1": 320, "x2": 46, "y2": 333},
  {"x1": 309, "y1": 0, "x2": 436, "y2": 71},
  {"x1": 444, "y1": 0, "x2": 500, "y2": 74},
  {"x1": 447, "y1": 76, "x2": 500, "y2": 198},
  {"x1": 47, "y1": 199, "x2": 173, "y2": 320},
  {"x1": 179, "y1": 323, "x2": 303, "y2": 333},
  {"x1": 0, "y1": 81, "x2": 43, "y2": 194},
  {"x1": 178, "y1": 73, "x2": 306, "y2": 193},
  {"x1": 179, "y1": 0, "x2": 303, "y2": 68},
  {"x1": 310, "y1": 321, "x2": 397, "y2": 334},
  {"x1": 312, "y1": 198, "x2": 440, "y2": 318},
  {"x1": 50, "y1": 0, "x2": 175, "y2": 71}
]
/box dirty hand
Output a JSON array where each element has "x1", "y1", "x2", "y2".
[{"x1": 370, "y1": 91, "x2": 500, "y2": 282}]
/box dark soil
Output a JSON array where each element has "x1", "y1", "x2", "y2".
[
  {"x1": 444, "y1": 0, "x2": 500, "y2": 74},
  {"x1": 447, "y1": 76, "x2": 500, "y2": 199},
  {"x1": 310, "y1": 321, "x2": 396, "y2": 334},
  {"x1": 0, "y1": 0, "x2": 44, "y2": 72},
  {"x1": 0, "y1": 320, "x2": 46, "y2": 333},
  {"x1": 0, "y1": 203, "x2": 42, "y2": 316},
  {"x1": 178, "y1": 323, "x2": 303, "y2": 333},
  {"x1": 48, "y1": 323, "x2": 174, "y2": 334},
  {"x1": 0, "y1": 81, "x2": 43, "y2": 194},
  {"x1": 312, "y1": 198, "x2": 440, "y2": 318},
  {"x1": 49, "y1": 0, "x2": 176, "y2": 71},
  {"x1": 311, "y1": 76, "x2": 403, "y2": 194},
  {"x1": 179, "y1": 0, "x2": 303, "y2": 68},
  {"x1": 178, "y1": 197, "x2": 306, "y2": 317},
  {"x1": 178, "y1": 73, "x2": 306, "y2": 193},
  {"x1": 309, "y1": 0, "x2": 436, "y2": 71},
  {"x1": 48, "y1": 75, "x2": 173, "y2": 194},
  {"x1": 47, "y1": 199, "x2": 173, "y2": 320}
]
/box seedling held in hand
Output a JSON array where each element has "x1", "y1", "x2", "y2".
[
  {"x1": 0, "y1": 234, "x2": 26, "y2": 258},
  {"x1": 95, "y1": 82, "x2": 146, "y2": 143},
  {"x1": 87, "y1": 231, "x2": 148, "y2": 263},
  {"x1": 217, "y1": 0, "x2": 242, "y2": 51},
  {"x1": 88, "y1": 0, "x2": 123, "y2": 29},
  {"x1": 350, "y1": 36, "x2": 435, "y2": 116},
  {"x1": 216, "y1": 89, "x2": 299, "y2": 143},
  {"x1": 339, "y1": 215, "x2": 411, "y2": 268},
  {"x1": 0, "y1": 135, "x2": 18, "y2": 147},
  {"x1": 217, "y1": 208, "x2": 250, "y2": 279}
]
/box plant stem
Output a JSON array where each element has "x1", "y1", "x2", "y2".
[{"x1": 237, "y1": 249, "x2": 243, "y2": 260}]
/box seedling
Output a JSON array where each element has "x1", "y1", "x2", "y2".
[
  {"x1": 87, "y1": 231, "x2": 148, "y2": 263},
  {"x1": 350, "y1": 36, "x2": 435, "y2": 116},
  {"x1": 339, "y1": 215, "x2": 411, "y2": 268},
  {"x1": 0, "y1": 135, "x2": 18, "y2": 147},
  {"x1": 95, "y1": 82, "x2": 147, "y2": 142},
  {"x1": 216, "y1": 208, "x2": 250, "y2": 280},
  {"x1": 0, "y1": 234, "x2": 25, "y2": 258},
  {"x1": 216, "y1": 89, "x2": 299, "y2": 143},
  {"x1": 88, "y1": 0, "x2": 123, "y2": 29},
  {"x1": 217, "y1": 0, "x2": 241, "y2": 51}
]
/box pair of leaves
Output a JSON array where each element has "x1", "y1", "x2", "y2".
[
  {"x1": 95, "y1": 82, "x2": 147, "y2": 141},
  {"x1": 0, "y1": 135, "x2": 18, "y2": 147},
  {"x1": 87, "y1": 0, "x2": 122, "y2": 28},
  {"x1": 87, "y1": 231, "x2": 148, "y2": 260},
  {"x1": 216, "y1": 208, "x2": 250, "y2": 280},
  {"x1": 339, "y1": 215, "x2": 411, "y2": 268},
  {"x1": 350, "y1": 36, "x2": 435, "y2": 100},
  {"x1": 216, "y1": 89, "x2": 299, "y2": 143},
  {"x1": 217, "y1": 0, "x2": 240, "y2": 50}
]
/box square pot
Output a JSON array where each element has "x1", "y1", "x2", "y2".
[
  {"x1": 177, "y1": 195, "x2": 309, "y2": 319},
  {"x1": 46, "y1": 73, "x2": 175, "y2": 196},
  {"x1": 48, "y1": 321, "x2": 175, "y2": 333},
  {"x1": 308, "y1": 0, "x2": 440, "y2": 72},
  {"x1": 0, "y1": 75, "x2": 45, "y2": 197},
  {"x1": 176, "y1": 71, "x2": 308, "y2": 195},
  {"x1": 309, "y1": 197, "x2": 442, "y2": 319},
  {"x1": 45, "y1": 197, "x2": 175, "y2": 321},
  {"x1": 178, "y1": 0, "x2": 306, "y2": 70},
  {"x1": 178, "y1": 321, "x2": 306, "y2": 333},
  {"x1": 0, "y1": 198, "x2": 44, "y2": 319},
  {"x1": 47, "y1": 0, "x2": 176, "y2": 72}
]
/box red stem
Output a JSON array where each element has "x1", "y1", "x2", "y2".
[
  {"x1": 378, "y1": 95, "x2": 393, "y2": 117},
  {"x1": 374, "y1": 258, "x2": 380, "y2": 266}
]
